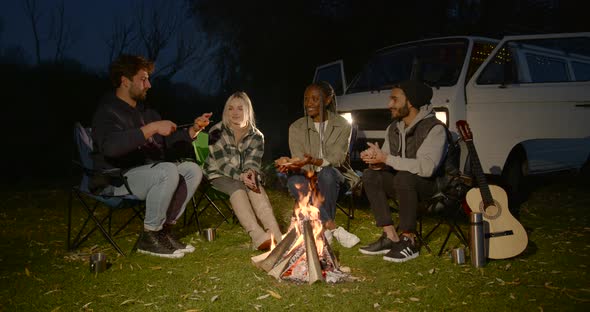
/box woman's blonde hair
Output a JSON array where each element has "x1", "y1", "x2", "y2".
[{"x1": 222, "y1": 91, "x2": 256, "y2": 129}]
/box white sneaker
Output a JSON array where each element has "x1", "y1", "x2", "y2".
[{"x1": 333, "y1": 226, "x2": 360, "y2": 248}]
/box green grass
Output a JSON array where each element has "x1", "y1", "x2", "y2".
[{"x1": 1, "y1": 174, "x2": 589, "y2": 311}]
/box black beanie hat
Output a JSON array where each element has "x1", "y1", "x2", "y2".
[{"x1": 395, "y1": 80, "x2": 433, "y2": 109}]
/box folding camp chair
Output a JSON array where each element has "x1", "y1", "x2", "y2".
[
  {"x1": 67, "y1": 122, "x2": 144, "y2": 256},
  {"x1": 414, "y1": 139, "x2": 471, "y2": 256},
  {"x1": 335, "y1": 125, "x2": 360, "y2": 230},
  {"x1": 416, "y1": 182, "x2": 470, "y2": 256},
  {"x1": 336, "y1": 178, "x2": 361, "y2": 231},
  {"x1": 183, "y1": 132, "x2": 233, "y2": 232}
]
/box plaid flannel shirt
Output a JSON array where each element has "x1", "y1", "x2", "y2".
[{"x1": 204, "y1": 122, "x2": 264, "y2": 181}]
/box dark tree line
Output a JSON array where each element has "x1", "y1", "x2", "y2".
[
  {"x1": 0, "y1": 0, "x2": 584, "y2": 186},
  {"x1": 186, "y1": 0, "x2": 585, "y2": 163},
  {"x1": 0, "y1": 60, "x2": 221, "y2": 186}
]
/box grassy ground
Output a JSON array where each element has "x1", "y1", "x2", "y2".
[{"x1": 1, "y1": 174, "x2": 589, "y2": 311}]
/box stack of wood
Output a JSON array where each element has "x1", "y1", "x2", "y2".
[{"x1": 251, "y1": 215, "x2": 349, "y2": 284}]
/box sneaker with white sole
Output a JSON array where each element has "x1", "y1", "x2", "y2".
[
  {"x1": 137, "y1": 230, "x2": 184, "y2": 259},
  {"x1": 332, "y1": 226, "x2": 360, "y2": 248},
  {"x1": 359, "y1": 233, "x2": 397, "y2": 255},
  {"x1": 383, "y1": 236, "x2": 419, "y2": 262}
]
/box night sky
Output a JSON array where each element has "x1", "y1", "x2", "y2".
[
  {"x1": 1, "y1": 0, "x2": 135, "y2": 70},
  {"x1": 0, "y1": 0, "x2": 208, "y2": 90}
]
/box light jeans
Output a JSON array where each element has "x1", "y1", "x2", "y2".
[{"x1": 115, "y1": 162, "x2": 202, "y2": 231}]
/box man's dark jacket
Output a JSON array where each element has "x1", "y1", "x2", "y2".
[{"x1": 91, "y1": 92, "x2": 193, "y2": 171}]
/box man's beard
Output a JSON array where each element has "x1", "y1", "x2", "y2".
[
  {"x1": 130, "y1": 89, "x2": 147, "y2": 102},
  {"x1": 391, "y1": 101, "x2": 410, "y2": 119}
]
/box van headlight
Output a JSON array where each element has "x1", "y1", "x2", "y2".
[
  {"x1": 433, "y1": 107, "x2": 449, "y2": 125},
  {"x1": 340, "y1": 112, "x2": 353, "y2": 124}
]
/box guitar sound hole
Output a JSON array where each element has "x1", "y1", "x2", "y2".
[{"x1": 479, "y1": 201, "x2": 502, "y2": 220}]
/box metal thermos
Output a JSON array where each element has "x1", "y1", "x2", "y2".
[{"x1": 469, "y1": 212, "x2": 486, "y2": 267}]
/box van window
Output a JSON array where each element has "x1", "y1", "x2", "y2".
[
  {"x1": 314, "y1": 62, "x2": 345, "y2": 95},
  {"x1": 347, "y1": 39, "x2": 468, "y2": 93},
  {"x1": 526, "y1": 53, "x2": 569, "y2": 82},
  {"x1": 347, "y1": 46, "x2": 415, "y2": 94},
  {"x1": 477, "y1": 36, "x2": 590, "y2": 85},
  {"x1": 476, "y1": 46, "x2": 517, "y2": 85},
  {"x1": 572, "y1": 61, "x2": 590, "y2": 80},
  {"x1": 466, "y1": 41, "x2": 497, "y2": 83}
]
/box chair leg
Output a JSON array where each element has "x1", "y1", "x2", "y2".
[
  {"x1": 201, "y1": 194, "x2": 231, "y2": 228},
  {"x1": 437, "y1": 227, "x2": 454, "y2": 256},
  {"x1": 193, "y1": 198, "x2": 202, "y2": 233},
  {"x1": 112, "y1": 204, "x2": 144, "y2": 236},
  {"x1": 336, "y1": 193, "x2": 355, "y2": 231},
  {"x1": 186, "y1": 194, "x2": 205, "y2": 227},
  {"x1": 435, "y1": 219, "x2": 469, "y2": 256},
  {"x1": 70, "y1": 191, "x2": 127, "y2": 256},
  {"x1": 188, "y1": 182, "x2": 234, "y2": 230},
  {"x1": 454, "y1": 222, "x2": 469, "y2": 246},
  {"x1": 415, "y1": 217, "x2": 432, "y2": 254},
  {"x1": 108, "y1": 209, "x2": 114, "y2": 235},
  {"x1": 67, "y1": 189, "x2": 74, "y2": 250},
  {"x1": 349, "y1": 194, "x2": 355, "y2": 220},
  {"x1": 347, "y1": 193, "x2": 354, "y2": 230},
  {"x1": 424, "y1": 214, "x2": 469, "y2": 257},
  {"x1": 70, "y1": 193, "x2": 98, "y2": 249},
  {"x1": 423, "y1": 221, "x2": 443, "y2": 241},
  {"x1": 184, "y1": 196, "x2": 202, "y2": 232}
]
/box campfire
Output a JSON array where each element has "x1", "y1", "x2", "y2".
[{"x1": 251, "y1": 190, "x2": 350, "y2": 284}]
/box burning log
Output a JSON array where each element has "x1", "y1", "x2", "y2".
[
  {"x1": 254, "y1": 228, "x2": 297, "y2": 272},
  {"x1": 251, "y1": 198, "x2": 350, "y2": 284},
  {"x1": 303, "y1": 220, "x2": 323, "y2": 284}
]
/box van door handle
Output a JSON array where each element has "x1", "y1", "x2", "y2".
[{"x1": 575, "y1": 104, "x2": 590, "y2": 108}]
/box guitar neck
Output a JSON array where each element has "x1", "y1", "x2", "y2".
[{"x1": 465, "y1": 141, "x2": 495, "y2": 207}]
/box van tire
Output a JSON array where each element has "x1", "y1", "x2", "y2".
[{"x1": 501, "y1": 147, "x2": 528, "y2": 219}]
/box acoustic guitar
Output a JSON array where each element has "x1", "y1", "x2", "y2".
[{"x1": 456, "y1": 120, "x2": 528, "y2": 259}]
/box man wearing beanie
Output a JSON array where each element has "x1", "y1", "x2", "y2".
[{"x1": 358, "y1": 80, "x2": 448, "y2": 262}]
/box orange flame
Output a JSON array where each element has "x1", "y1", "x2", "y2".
[
  {"x1": 289, "y1": 181, "x2": 325, "y2": 255},
  {"x1": 270, "y1": 233, "x2": 276, "y2": 250}
]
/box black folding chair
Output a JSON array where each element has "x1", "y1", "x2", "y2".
[
  {"x1": 336, "y1": 179, "x2": 362, "y2": 231},
  {"x1": 387, "y1": 138, "x2": 471, "y2": 256},
  {"x1": 335, "y1": 126, "x2": 361, "y2": 230},
  {"x1": 67, "y1": 122, "x2": 144, "y2": 256},
  {"x1": 416, "y1": 181, "x2": 470, "y2": 256},
  {"x1": 417, "y1": 138, "x2": 472, "y2": 256}
]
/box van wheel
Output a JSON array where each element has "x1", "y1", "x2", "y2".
[{"x1": 501, "y1": 148, "x2": 528, "y2": 219}]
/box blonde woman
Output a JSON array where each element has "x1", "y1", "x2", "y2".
[{"x1": 204, "y1": 92, "x2": 282, "y2": 250}]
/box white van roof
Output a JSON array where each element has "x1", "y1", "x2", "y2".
[{"x1": 375, "y1": 35, "x2": 499, "y2": 53}]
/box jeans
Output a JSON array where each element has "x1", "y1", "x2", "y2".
[
  {"x1": 362, "y1": 169, "x2": 436, "y2": 232},
  {"x1": 287, "y1": 167, "x2": 346, "y2": 223},
  {"x1": 115, "y1": 161, "x2": 202, "y2": 231}
]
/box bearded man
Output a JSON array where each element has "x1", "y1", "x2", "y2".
[
  {"x1": 91, "y1": 54, "x2": 211, "y2": 258},
  {"x1": 358, "y1": 80, "x2": 448, "y2": 263}
]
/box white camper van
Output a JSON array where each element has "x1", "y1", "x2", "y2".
[{"x1": 314, "y1": 32, "x2": 590, "y2": 197}]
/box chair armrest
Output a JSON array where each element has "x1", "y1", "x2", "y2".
[
  {"x1": 99, "y1": 168, "x2": 134, "y2": 195},
  {"x1": 72, "y1": 160, "x2": 134, "y2": 195}
]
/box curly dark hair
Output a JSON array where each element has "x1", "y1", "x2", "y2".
[{"x1": 109, "y1": 54, "x2": 155, "y2": 88}]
